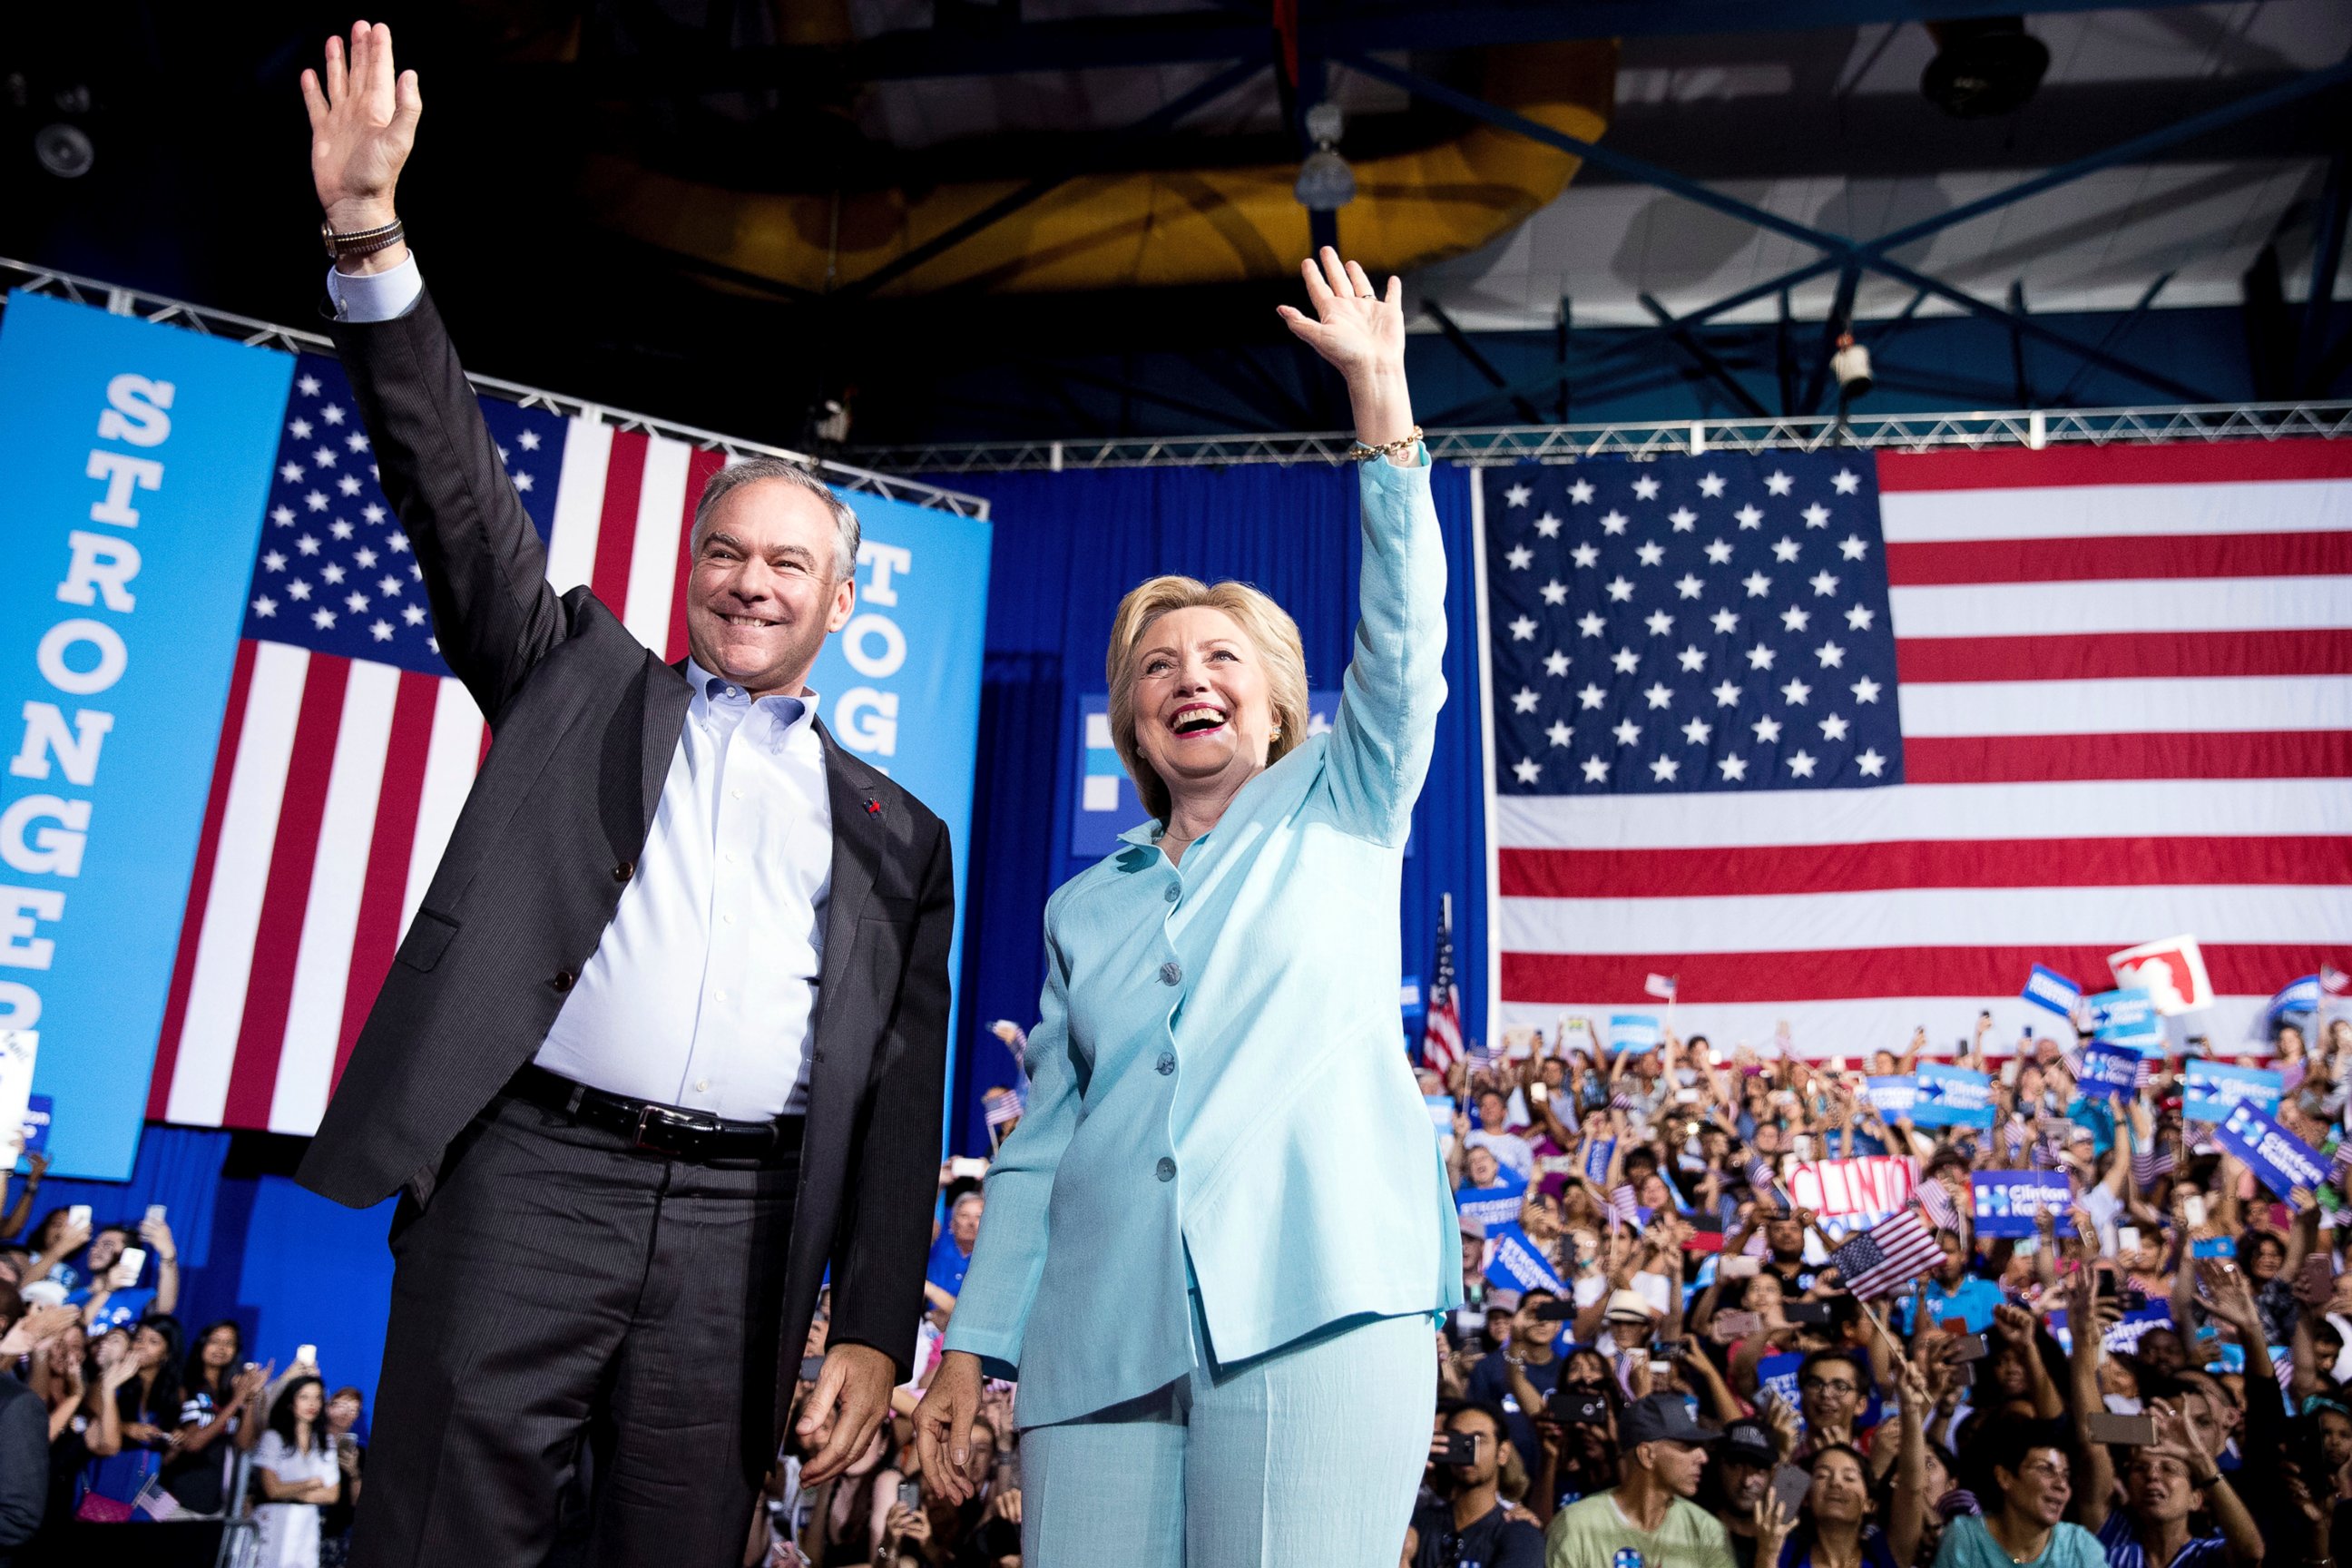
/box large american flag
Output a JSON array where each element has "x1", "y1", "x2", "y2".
[
  {"x1": 1484, "y1": 442, "x2": 2352, "y2": 1059},
  {"x1": 145, "y1": 354, "x2": 728, "y2": 1133}
]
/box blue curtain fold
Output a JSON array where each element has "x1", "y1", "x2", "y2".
[
  {"x1": 12, "y1": 1124, "x2": 230, "y2": 1269},
  {"x1": 936, "y1": 461, "x2": 1490, "y2": 1154}
]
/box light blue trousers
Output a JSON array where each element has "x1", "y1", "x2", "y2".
[{"x1": 1017, "y1": 1299, "x2": 1436, "y2": 1567}]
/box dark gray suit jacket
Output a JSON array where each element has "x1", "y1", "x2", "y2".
[
  {"x1": 0, "y1": 1373, "x2": 44, "y2": 1557},
  {"x1": 293, "y1": 289, "x2": 953, "y2": 1400}
]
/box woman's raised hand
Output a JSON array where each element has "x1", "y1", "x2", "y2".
[{"x1": 1277, "y1": 248, "x2": 1415, "y2": 447}]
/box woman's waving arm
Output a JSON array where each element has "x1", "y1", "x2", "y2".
[{"x1": 1278, "y1": 250, "x2": 1446, "y2": 846}]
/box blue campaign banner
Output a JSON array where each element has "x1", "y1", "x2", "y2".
[
  {"x1": 1483, "y1": 1220, "x2": 1569, "y2": 1296},
  {"x1": 2217, "y1": 1100, "x2": 2328, "y2": 1198},
  {"x1": 1457, "y1": 1173, "x2": 1530, "y2": 1233},
  {"x1": 2184, "y1": 1061, "x2": 2281, "y2": 1123},
  {"x1": 1757, "y1": 1351, "x2": 1804, "y2": 1415},
  {"x1": 1970, "y1": 1171, "x2": 2079, "y2": 1237},
  {"x1": 19, "y1": 1093, "x2": 50, "y2": 1161},
  {"x1": 1426, "y1": 1093, "x2": 1455, "y2": 1134},
  {"x1": 2080, "y1": 1042, "x2": 2143, "y2": 1102},
  {"x1": 808, "y1": 487, "x2": 992, "y2": 1140},
  {"x1": 2190, "y1": 1236, "x2": 2236, "y2": 1259},
  {"x1": 1865, "y1": 1075, "x2": 1916, "y2": 1118},
  {"x1": 1610, "y1": 1014, "x2": 1661, "y2": 1054},
  {"x1": 1070, "y1": 689, "x2": 1342, "y2": 859},
  {"x1": 2022, "y1": 963, "x2": 2082, "y2": 1019},
  {"x1": 2085, "y1": 986, "x2": 2164, "y2": 1054},
  {"x1": 1913, "y1": 1063, "x2": 1994, "y2": 1128},
  {"x1": 0, "y1": 292, "x2": 291, "y2": 1178},
  {"x1": 1583, "y1": 1136, "x2": 1615, "y2": 1182}
]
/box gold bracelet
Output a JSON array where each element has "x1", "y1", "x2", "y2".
[{"x1": 1350, "y1": 426, "x2": 1423, "y2": 463}]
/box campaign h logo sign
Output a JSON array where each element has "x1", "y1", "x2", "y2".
[{"x1": 2108, "y1": 935, "x2": 2212, "y2": 1016}]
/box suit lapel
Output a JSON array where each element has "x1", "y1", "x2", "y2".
[
  {"x1": 646, "y1": 658, "x2": 694, "y2": 837},
  {"x1": 814, "y1": 715, "x2": 879, "y2": 1043}
]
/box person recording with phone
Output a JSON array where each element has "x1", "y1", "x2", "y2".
[
  {"x1": 1545, "y1": 1392, "x2": 1757, "y2": 1568},
  {"x1": 1471, "y1": 1289, "x2": 1566, "y2": 1477},
  {"x1": 1408, "y1": 1404, "x2": 1543, "y2": 1568}
]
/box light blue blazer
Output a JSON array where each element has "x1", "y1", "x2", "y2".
[{"x1": 942, "y1": 453, "x2": 1465, "y2": 1429}]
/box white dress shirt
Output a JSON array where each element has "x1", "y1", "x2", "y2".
[{"x1": 328, "y1": 262, "x2": 832, "y2": 1120}]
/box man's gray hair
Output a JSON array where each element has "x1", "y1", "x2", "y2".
[{"x1": 690, "y1": 456, "x2": 862, "y2": 582}]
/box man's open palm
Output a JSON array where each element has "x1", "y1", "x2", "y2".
[{"x1": 301, "y1": 20, "x2": 420, "y2": 231}]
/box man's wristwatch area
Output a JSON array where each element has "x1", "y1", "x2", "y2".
[{"x1": 321, "y1": 214, "x2": 406, "y2": 260}]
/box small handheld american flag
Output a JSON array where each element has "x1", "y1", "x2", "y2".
[
  {"x1": 1744, "y1": 1154, "x2": 1791, "y2": 1211},
  {"x1": 1421, "y1": 896, "x2": 1465, "y2": 1075},
  {"x1": 1828, "y1": 1210, "x2": 1945, "y2": 1299},
  {"x1": 1914, "y1": 1176, "x2": 1962, "y2": 1234}
]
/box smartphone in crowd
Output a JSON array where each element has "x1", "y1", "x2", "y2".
[
  {"x1": 1783, "y1": 1301, "x2": 1832, "y2": 1326},
  {"x1": 1549, "y1": 1388, "x2": 1612, "y2": 1426},
  {"x1": 947, "y1": 1157, "x2": 988, "y2": 1181},
  {"x1": 897, "y1": 1479, "x2": 924, "y2": 1511},
  {"x1": 296, "y1": 1343, "x2": 318, "y2": 1367},
  {"x1": 144, "y1": 1203, "x2": 167, "y2": 1227},
  {"x1": 1673, "y1": 1088, "x2": 1699, "y2": 1105},
  {"x1": 1770, "y1": 1465, "x2": 1813, "y2": 1516},
  {"x1": 1714, "y1": 1309, "x2": 1762, "y2": 1338},
  {"x1": 2085, "y1": 1413, "x2": 2158, "y2": 1446},
  {"x1": 1945, "y1": 1333, "x2": 1989, "y2": 1363},
  {"x1": 1720, "y1": 1256, "x2": 1761, "y2": 1280},
  {"x1": 2117, "y1": 1226, "x2": 2141, "y2": 1254},
  {"x1": 112, "y1": 1248, "x2": 146, "y2": 1289},
  {"x1": 1438, "y1": 1432, "x2": 1480, "y2": 1465},
  {"x1": 2183, "y1": 1194, "x2": 2207, "y2": 1227},
  {"x1": 1530, "y1": 1080, "x2": 1550, "y2": 1104},
  {"x1": 1531, "y1": 1298, "x2": 1579, "y2": 1322},
  {"x1": 1792, "y1": 1135, "x2": 1814, "y2": 1160},
  {"x1": 66, "y1": 1204, "x2": 91, "y2": 1233}
]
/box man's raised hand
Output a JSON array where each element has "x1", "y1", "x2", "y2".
[{"x1": 300, "y1": 21, "x2": 421, "y2": 240}]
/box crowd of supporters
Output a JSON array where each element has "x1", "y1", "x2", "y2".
[{"x1": 5, "y1": 1003, "x2": 2350, "y2": 1568}]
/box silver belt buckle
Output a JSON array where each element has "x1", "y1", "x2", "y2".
[{"x1": 632, "y1": 1102, "x2": 720, "y2": 1152}]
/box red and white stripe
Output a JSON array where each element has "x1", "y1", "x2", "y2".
[
  {"x1": 147, "y1": 426, "x2": 728, "y2": 1133},
  {"x1": 1494, "y1": 440, "x2": 2352, "y2": 1059}
]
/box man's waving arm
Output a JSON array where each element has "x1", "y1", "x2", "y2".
[{"x1": 304, "y1": 21, "x2": 568, "y2": 720}]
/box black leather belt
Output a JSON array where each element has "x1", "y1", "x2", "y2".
[{"x1": 505, "y1": 1063, "x2": 803, "y2": 1162}]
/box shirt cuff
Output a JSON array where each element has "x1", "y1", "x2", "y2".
[{"x1": 326, "y1": 256, "x2": 424, "y2": 323}]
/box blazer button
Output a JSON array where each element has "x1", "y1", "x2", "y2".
[
  {"x1": 1159, "y1": 961, "x2": 1182, "y2": 985},
  {"x1": 1156, "y1": 1052, "x2": 1177, "y2": 1075},
  {"x1": 613, "y1": 861, "x2": 634, "y2": 883},
  {"x1": 1155, "y1": 1157, "x2": 1176, "y2": 1182},
  {"x1": 552, "y1": 970, "x2": 576, "y2": 993}
]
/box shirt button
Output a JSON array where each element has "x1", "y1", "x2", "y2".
[
  {"x1": 1156, "y1": 1052, "x2": 1176, "y2": 1075},
  {"x1": 714, "y1": 989, "x2": 729, "y2": 1003},
  {"x1": 722, "y1": 912, "x2": 736, "y2": 926},
  {"x1": 1159, "y1": 961, "x2": 1182, "y2": 985},
  {"x1": 1155, "y1": 1158, "x2": 1176, "y2": 1182},
  {"x1": 731, "y1": 788, "x2": 744, "y2": 800},
  {"x1": 612, "y1": 861, "x2": 633, "y2": 883},
  {"x1": 552, "y1": 970, "x2": 575, "y2": 993},
  {"x1": 1164, "y1": 884, "x2": 1180, "y2": 904},
  {"x1": 694, "y1": 1079, "x2": 710, "y2": 1093}
]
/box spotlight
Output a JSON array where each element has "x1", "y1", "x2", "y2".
[
  {"x1": 1293, "y1": 102, "x2": 1354, "y2": 213},
  {"x1": 1831, "y1": 332, "x2": 1873, "y2": 402},
  {"x1": 1921, "y1": 18, "x2": 2049, "y2": 120},
  {"x1": 34, "y1": 122, "x2": 93, "y2": 179}
]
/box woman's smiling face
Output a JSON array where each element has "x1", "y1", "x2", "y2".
[{"x1": 1129, "y1": 607, "x2": 1276, "y2": 808}]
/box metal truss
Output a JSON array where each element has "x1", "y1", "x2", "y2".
[
  {"x1": 0, "y1": 257, "x2": 991, "y2": 520},
  {"x1": 855, "y1": 401, "x2": 2352, "y2": 473}
]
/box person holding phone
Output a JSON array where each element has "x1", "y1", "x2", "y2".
[
  {"x1": 254, "y1": 1377, "x2": 343, "y2": 1568},
  {"x1": 916, "y1": 249, "x2": 1455, "y2": 1566},
  {"x1": 1545, "y1": 1394, "x2": 1756, "y2": 1568},
  {"x1": 1407, "y1": 1405, "x2": 1543, "y2": 1568},
  {"x1": 1471, "y1": 1289, "x2": 1566, "y2": 1476}
]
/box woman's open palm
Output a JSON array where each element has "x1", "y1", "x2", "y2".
[{"x1": 1278, "y1": 247, "x2": 1406, "y2": 385}]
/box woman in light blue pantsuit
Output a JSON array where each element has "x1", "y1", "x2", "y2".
[{"x1": 913, "y1": 249, "x2": 1461, "y2": 1566}]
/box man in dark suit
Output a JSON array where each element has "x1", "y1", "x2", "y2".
[
  {"x1": 0, "y1": 1287, "x2": 49, "y2": 1564},
  {"x1": 295, "y1": 24, "x2": 953, "y2": 1566}
]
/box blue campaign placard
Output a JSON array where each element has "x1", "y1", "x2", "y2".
[
  {"x1": 2217, "y1": 1100, "x2": 2328, "y2": 1198},
  {"x1": 1865, "y1": 1075, "x2": 1916, "y2": 1117},
  {"x1": 1583, "y1": 1136, "x2": 1615, "y2": 1182},
  {"x1": 2022, "y1": 963, "x2": 2082, "y2": 1019},
  {"x1": 18, "y1": 1093, "x2": 49, "y2": 1161},
  {"x1": 2079, "y1": 1042, "x2": 2143, "y2": 1102},
  {"x1": 1070, "y1": 689, "x2": 1342, "y2": 859},
  {"x1": 1610, "y1": 1014, "x2": 1661, "y2": 1054},
  {"x1": 1970, "y1": 1171, "x2": 2079, "y2": 1237},
  {"x1": 2184, "y1": 1061, "x2": 2281, "y2": 1124},
  {"x1": 1457, "y1": 1173, "x2": 1530, "y2": 1234},
  {"x1": 808, "y1": 486, "x2": 992, "y2": 1140},
  {"x1": 1913, "y1": 1063, "x2": 1994, "y2": 1128},
  {"x1": 2085, "y1": 986, "x2": 2163, "y2": 1054},
  {"x1": 1484, "y1": 1220, "x2": 1569, "y2": 1296},
  {"x1": 0, "y1": 292, "x2": 292, "y2": 1178}
]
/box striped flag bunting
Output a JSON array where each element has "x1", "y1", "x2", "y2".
[
  {"x1": 145, "y1": 353, "x2": 729, "y2": 1133},
  {"x1": 1828, "y1": 1209, "x2": 1945, "y2": 1299},
  {"x1": 1485, "y1": 442, "x2": 2352, "y2": 1056},
  {"x1": 1607, "y1": 1183, "x2": 1642, "y2": 1228}
]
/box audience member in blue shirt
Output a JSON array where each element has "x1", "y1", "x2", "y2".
[
  {"x1": 1901, "y1": 1233, "x2": 2007, "y2": 1335},
  {"x1": 923, "y1": 1191, "x2": 985, "y2": 1308},
  {"x1": 1465, "y1": 1289, "x2": 1565, "y2": 1476}
]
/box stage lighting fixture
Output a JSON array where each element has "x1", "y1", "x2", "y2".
[
  {"x1": 34, "y1": 122, "x2": 94, "y2": 179},
  {"x1": 1831, "y1": 332, "x2": 1874, "y2": 402},
  {"x1": 1293, "y1": 102, "x2": 1355, "y2": 212},
  {"x1": 1921, "y1": 18, "x2": 2048, "y2": 119}
]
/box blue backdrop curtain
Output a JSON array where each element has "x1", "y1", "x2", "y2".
[{"x1": 936, "y1": 460, "x2": 1491, "y2": 1155}]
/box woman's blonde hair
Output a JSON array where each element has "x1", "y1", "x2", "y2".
[{"x1": 1104, "y1": 575, "x2": 1310, "y2": 824}]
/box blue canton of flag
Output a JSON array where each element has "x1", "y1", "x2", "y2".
[
  {"x1": 241, "y1": 354, "x2": 567, "y2": 676},
  {"x1": 1486, "y1": 454, "x2": 1901, "y2": 794}
]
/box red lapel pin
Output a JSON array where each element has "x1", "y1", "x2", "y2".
[{"x1": 865, "y1": 798, "x2": 883, "y2": 817}]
